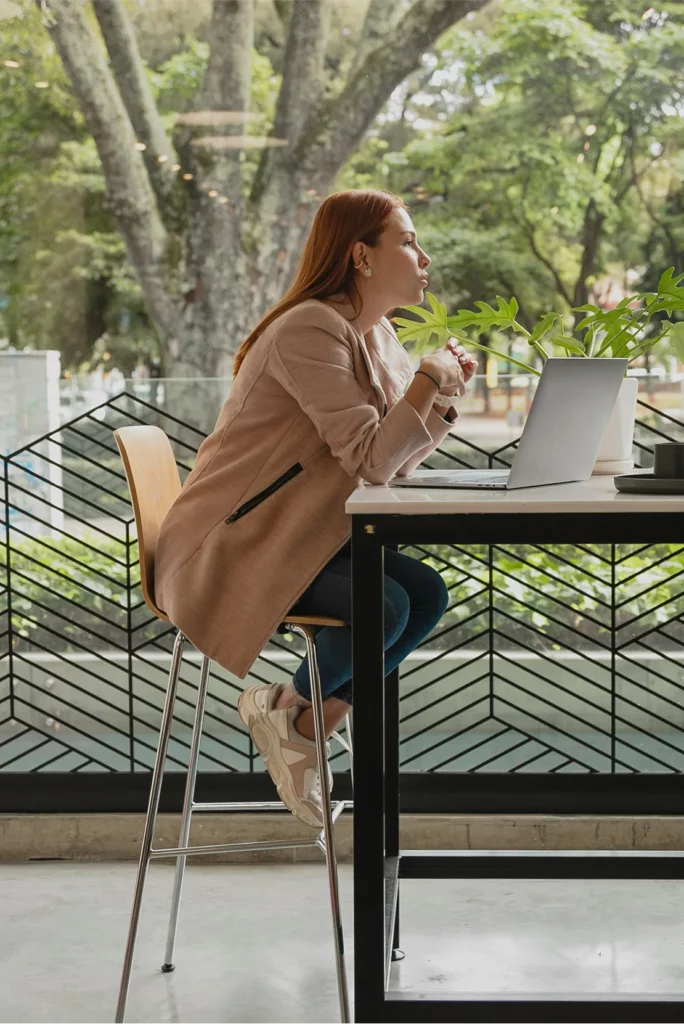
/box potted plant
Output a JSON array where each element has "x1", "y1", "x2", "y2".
[{"x1": 394, "y1": 268, "x2": 684, "y2": 474}]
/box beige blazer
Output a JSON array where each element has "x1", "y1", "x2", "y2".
[{"x1": 155, "y1": 297, "x2": 455, "y2": 678}]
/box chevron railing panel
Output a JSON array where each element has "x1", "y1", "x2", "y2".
[{"x1": 1, "y1": 391, "x2": 684, "y2": 791}]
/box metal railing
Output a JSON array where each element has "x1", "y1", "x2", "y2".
[{"x1": 1, "y1": 387, "x2": 684, "y2": 811}]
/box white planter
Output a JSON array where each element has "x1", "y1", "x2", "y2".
[{"x1": 592, "y1": 375, "x2": 638, "y2": 475}]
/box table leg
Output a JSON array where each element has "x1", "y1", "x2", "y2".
[
  {"x1": 385, "y1": 659, "x2": 401, "y2": 957},
  {"x1": 352, "y1": 519, "x2": 386, "y2": 1022}
]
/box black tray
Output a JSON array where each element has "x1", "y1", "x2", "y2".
[{"x1": 614, "y1": 471, "x2": 684, "y2": 494}]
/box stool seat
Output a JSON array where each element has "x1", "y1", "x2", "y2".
[
  {"x1": 112, "y1": 425, "x2": 351, "y2": 1024},
  {"x1": 283, "y1": 614, "x2": 346, "y2": 627}
]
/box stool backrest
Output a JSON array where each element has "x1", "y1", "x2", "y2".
[{"x1": 114, "y1": 425, "x2": 181, "y2": 621}]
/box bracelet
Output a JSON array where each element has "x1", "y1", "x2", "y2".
[{"x1": 415, "y1": 369, "x2": 443, "y2": 390}]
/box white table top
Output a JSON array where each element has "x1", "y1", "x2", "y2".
[{"x1": 345, "y1": 474, "x2": 684, "y2": 515}]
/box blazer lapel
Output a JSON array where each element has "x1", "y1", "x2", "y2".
[{"x1": 323, "y1": 296, "x2": 412, "y2": 416}]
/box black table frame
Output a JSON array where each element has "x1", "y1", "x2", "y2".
[{"x1": 351, "y1": 509, "x2": 684, "y2": 1023}]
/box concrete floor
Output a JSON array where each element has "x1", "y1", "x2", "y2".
[{"x1": 3, "y1": 862, "x2": 684, "y2": 1022}]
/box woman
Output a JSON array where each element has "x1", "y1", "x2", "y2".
[{"x1": 155, "y1": 188, "x2": 476, "y2": 828}]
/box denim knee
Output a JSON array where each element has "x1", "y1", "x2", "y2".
[{"x1": 384, "y1": 579, "x2": 411, "y2": 643}]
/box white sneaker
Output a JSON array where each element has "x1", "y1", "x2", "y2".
[
  {"x1": 244, "y1": 704, "x2": 332, "y2": 828},
  {"x1": 237, "y1": 682, "x2": 284, "y2": 724},
  {"x1": 238, "y1": 682, "x2": 332, "y2": 790}
]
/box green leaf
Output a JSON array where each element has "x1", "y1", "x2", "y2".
[
  {"x1": 657, "y1": 266, "x2": 684, "y2": 300},
  {"x1": 392, "y1": 291, "x2": 450, "y2": 346},
  {"x1": 426, "y1": 291, "x2": 447, "y2": 323},
  {"x1": 547, "y1": 335, "x2": 585, "y2": 355},
  {"x1": 446, "y1": 295, "x2": 521, "y2": 335},
  {"x1": 668, "y1": 322, "x2": 684, "y2": 364},
  {"x1": 529, "y1": 312, "x2": 562, "y2": 345}
]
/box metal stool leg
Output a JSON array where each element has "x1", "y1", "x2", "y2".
[
  {"x1": 302, "y1": 628, "x2": 350, "y2": 1024},
  {"x1": 162, "y1": 653, "x2": 211, "y2": 971},
  {"x1": 345, "y1": 711, "x2": 354, "y2": 790},
  {"x1": 115, "y1": 630, "x2": 186, "y2": 1023}
]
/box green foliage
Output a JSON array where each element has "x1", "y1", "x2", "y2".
[
  {"x1": 4, "y1": 530, "x2": 683, "y2": 654},
  {"x1": 1, "y1": 532, "x2": 135, "y2": 652},
  {"x1": 395, "y1": 268, "x2": 684, "y2": 374},
  {"x1": 4, "y1": 0, "x2": 684, "y2": 380},
  {"x1": 428, "y1": 539, "x2": 684, "y2": 651},
  {"x1": 151, "y1": 38, "x2": 209, "y2": 114},
  {"x1": 342, "y1": 0, "x2": 684, "y2": 336},
  {"x1": 0, "y1": 6, "x2": 281, "y2": 372}
]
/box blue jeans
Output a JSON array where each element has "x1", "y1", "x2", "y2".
[{"x1": 287, "y1": 538, "x2": 449, "y2": 705}]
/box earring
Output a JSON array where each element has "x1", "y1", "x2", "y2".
[{"x1": 364, "y1": 267, "x2": 372, "y2": 277}]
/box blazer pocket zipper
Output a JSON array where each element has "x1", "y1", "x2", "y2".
[{"x1": 225, "y1": 462, "x2": 303, "y2": 523}]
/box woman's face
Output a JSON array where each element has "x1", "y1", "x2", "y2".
[{"x1": 354, "y1": 207, "x2": 431, "y2": 307}]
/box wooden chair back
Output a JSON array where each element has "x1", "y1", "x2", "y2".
[{"x1": 114, "y1": 425, "x2": 181, "y2": 621}]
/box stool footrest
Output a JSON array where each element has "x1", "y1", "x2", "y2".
[
  {"x1": 150, "y1": 837, "x2": 318, "y2": 859},
  {"x1": 190, "y1": 799, "x2": 353, "y2": 814},
  {"x1": 191, "y1": 800, "x2": 291, "y2": 812}
]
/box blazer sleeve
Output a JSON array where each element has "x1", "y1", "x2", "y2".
[
  {"x1": 268, "y1": 306, "x2": 434, "y2": 486},
  {"x1": 392, "y1": 406, "x2": 456, "y2": 478}
]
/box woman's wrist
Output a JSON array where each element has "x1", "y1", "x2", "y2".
[{"x1": 415, "y1": 367, "x2": 443, "y2": 390}]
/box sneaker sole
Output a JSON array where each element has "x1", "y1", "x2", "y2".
[{"x1": 249, "y1": 716, "x2": 323, "y2": 829}]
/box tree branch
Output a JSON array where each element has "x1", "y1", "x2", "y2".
[
  {"x1": 628, "y1": 132, "x2": 678, "y2": 257},
  {"x1": 247, "y1": 0, "x2": 489, "y2": 310},
  {"x1": 348, "y1": 0, "x2": 406, "y2": 79},
  {"x1": 573, "y1": 198, "x2": 605, "y2": 308},
  {"x1": 92, "y1": 0, "x2": 178, "y2": 225},
  {"x1": 43, "y1": 0, "x2": 177, "y2": 345},
  {"x1": 308, "y1": 0, "x2": 489, "y2": 179},
  {"x1": 273, "y1": 0, "x2": 329, "y2": 146},
  {"x1": 250, "y1": 0, "x2": 330, "y2": 206},
  {"x1": 272, "y1": 0, "x2": 292, "y2": 30},
  {"x1": 200, "y1": 0, "x2": 255, "y2": 110},
  {"x1": 519, "y1": 202, "x2": 573, "y2": 307}
]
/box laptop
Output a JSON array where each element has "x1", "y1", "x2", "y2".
[{"x1": 389, "y1": 357, "x2": 628, "y2": 490}]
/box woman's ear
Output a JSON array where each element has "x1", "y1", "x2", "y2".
[{"x1": 351, "y1": 242, "x2": 365, "y2": 268}]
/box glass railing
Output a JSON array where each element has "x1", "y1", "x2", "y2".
[{"x1": 57, "y1": 371, "x2": 684, "y2": 449}]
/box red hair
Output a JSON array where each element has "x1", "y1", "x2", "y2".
[{"x1": 232, "y1": 188, "x2": 407, "y2": 378}]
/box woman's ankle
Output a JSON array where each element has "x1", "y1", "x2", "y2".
[{"x1": 274, "y1": 681, "x2": 310, "y2": 712}]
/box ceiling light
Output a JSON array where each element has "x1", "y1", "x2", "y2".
[
  {"x1": 171, "y1": 163, "x2": 180, "y2": 171},
  {"x1": 176, "y1": 110, "x2": 260, "y2": 127},
  {"x1": 157, "y1": 154, "x2": 168, "y2": 163},
  {"x1": 182, "y1": 173, "x2": 193, "y2": 180},
  {"x1": 191, "y1": 135, "x2": 288, "y2": 150},
  {"x1": 135, "y1": 142, "x2": 147, "y2": 151},
  {"x1": 3, "y1": 59, "x2": 20, "y2": 68},
  {"x1": 34, "y1": 81, "x2": 49, "y2": 89},
  {"x1": 208, "y1": 189, "x2": 218, "y2": 197},
  {"x1": 585, "y1": 124, "x2": 597, "y2": 136}
]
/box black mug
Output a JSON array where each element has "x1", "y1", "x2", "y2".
[{"x1": 653, "y1": 443, "x2": 684, "y2": 479}]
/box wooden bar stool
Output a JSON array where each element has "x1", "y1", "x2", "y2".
[{"x1": 113, "y1": 425, "x2": 352, "y2": 1023}]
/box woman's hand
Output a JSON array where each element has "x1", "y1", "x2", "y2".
[
  {"x1": 441, "y1": 339, "x2": 477, "y2": 396},
  {"x1": 420, "y1": 349, "x2": 466, "y2": 394}
]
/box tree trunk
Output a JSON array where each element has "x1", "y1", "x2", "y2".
[{"x1": 45, "y1": 0, "x2": 489, "y2": 428}]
